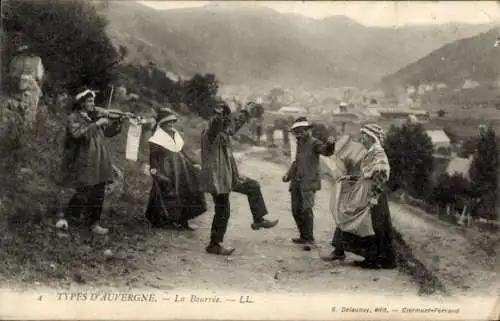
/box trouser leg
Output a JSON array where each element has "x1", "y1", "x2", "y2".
[
  {"x1": 291, "y1": 188, "x2": 304, "y2": 238},
  {"x1": 210, "y1": 193, "x2": 230, "y2": 244},
  {"x1": 332, "y1": 227, "x2": 345, "y2": 255},
  {"x1": 301, "y1": 208, "x2": 314, "y2": 242},
  {"x1": 233, "y1": 178, "x2": 268, "y2": 222},
  {"x1": 300, "y1": 190, "x2": 316, "y2": 242},
  {"x1": 85, "y1": 183, "x2": 106, "y2": 227},
  {"x1": 66, "y1": 186, "x2": 90, "y2": 223}
]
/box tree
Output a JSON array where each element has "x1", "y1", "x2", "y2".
[
  {"x1": 430, "y1": 174, "x2": 454, "y2": 213},
  {"x1": 183, "y1": 73, "x2": 220, "y2": 119},
  {"x1": 431, "y1": 173, "x2": 471, "y2": 216},
  {"x1": 458, "y1": 137, "x2": 478, "y2": 158},
  {"x1": 469, "y1": 127, "x2": 498, "y2": 206},
  {"x1": 384, "y1": 122, "x2": 435, "y2": 198},
  {"x1": 311, "y1": 123, "x2": 335, "y2": 142},
  {"x1": 3, "y1": 0, "x2": 120, "y2": 95}
]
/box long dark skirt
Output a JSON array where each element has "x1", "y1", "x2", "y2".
[
  {"x1": 332, "y1": 192, "x2": 395, "y2": 265},
  {"x1": 145, "y1": 178, "x2": 207, "y2": 228}
]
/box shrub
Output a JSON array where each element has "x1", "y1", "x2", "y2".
[
  {"x1": 384, "y1": 122, "x2": 434, "y2": 198},
  {"x1": 3, "y1": 0, "x2": 121, "y2": 94}
]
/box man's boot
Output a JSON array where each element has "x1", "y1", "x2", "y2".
[
  {"x1": 292, "y1": 237, "x2": 308, "y2": 244},
  {"x1": 206, "y1": 243, "x2": 235, "y2": 256},
  {"x1": 251, "y1": 217, "x2": 279, "y2": 230},
  {"x1": 302, "y1": 240, "x2": 315, "y2": 251}
]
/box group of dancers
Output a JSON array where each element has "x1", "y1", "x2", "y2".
[{"x1": 60, "y1": 86, "x2": 396, "y2": 270}]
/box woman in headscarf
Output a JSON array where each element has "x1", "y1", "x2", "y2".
[
  {"x1": 144, "y1": 108, "x2": 207, "y2": 230},
  {"x1": 323, "y1": 123, "x2": 396, "y2": 270},
  {"x1": 60, "y1": 86, "x2": 124, "y2": 235}
]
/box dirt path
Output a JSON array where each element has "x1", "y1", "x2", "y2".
[
  {"x1": 109, "y1": 155, "x2": 417, "y2": 296},
  {"x1": 8, "y1": 148, "x2": 496, "y2": 299}
]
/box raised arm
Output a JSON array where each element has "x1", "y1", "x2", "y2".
[
  {"x1": 89, "y1": 107, "x2": 124, "y2": 137},
  {"x1": 313, "y1": 137, "x2": 336, "y2": 156},
  {"x1": 67, "y1": 113, "x2": 99, "y2": 139},
  {"x1": 206, "y1": 110, "x2": 250, "y2": 143}
]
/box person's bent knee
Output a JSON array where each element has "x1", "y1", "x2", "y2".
[{"x1": 244, "y1": 178, "x2": 261, "y2": 189}]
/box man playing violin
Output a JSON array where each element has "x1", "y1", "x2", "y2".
[{"x1": 60, "y1": 86, "x2": 125, "y2": 234}]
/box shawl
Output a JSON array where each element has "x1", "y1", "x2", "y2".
[
  {"x1": 360, "y1": 142, "x2": 390, "y2": 181},
  {"x1": 148, "y1": 128, "x2": 184, "y2": 153}
]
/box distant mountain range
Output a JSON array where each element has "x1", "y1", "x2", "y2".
[
  {"x1": 380, "y1": 28, "x2": 500, "y2": 107},
  {"x1": 103, "y1": 1, "x2": 494, "y2": 89}
]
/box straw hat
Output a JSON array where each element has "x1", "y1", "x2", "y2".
[
  {"x1": 156, "y1": 107, "x2": 178, "y2": 126},
  {"x1": 289, "y1": 117, "x2": 313, "y2": 131}
]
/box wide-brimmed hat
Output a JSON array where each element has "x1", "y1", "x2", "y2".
[
  {"x1": 74, "y1": 86, "x2": 97, "y2": 102},
  {"x1": 156, "y1": 107, "x2": 178, "y2": 126},
  {"x1": 289, "y1": 117, "x2": 313, "y2": 131}
]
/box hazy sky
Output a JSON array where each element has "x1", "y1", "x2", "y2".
[{"x1": 138, "y1": 1, "x2": 500, "y2": 26}]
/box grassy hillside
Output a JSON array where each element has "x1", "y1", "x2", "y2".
[{"x1": 0, "y1": 89, "x2": 216, "y2": 287}]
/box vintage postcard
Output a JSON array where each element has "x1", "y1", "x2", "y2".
[{"x1": 0, "y1": 0, "x2": 499, "y2": 320}]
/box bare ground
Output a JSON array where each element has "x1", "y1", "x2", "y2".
[{"x1": 1, "y1": 148, "x2": 497, "y2": 301}]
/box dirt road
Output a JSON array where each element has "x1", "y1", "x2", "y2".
[
  {"x1": 106, "y1": 155, "x2": 417, "y2": 296},
  {"x1": 120, "y1": 152, "x2": 497, "y2": 298},
  {"x1": 8, "y1": 148, "x2": 496, "y2": 300}
]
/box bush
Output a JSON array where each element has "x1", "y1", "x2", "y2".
[
  {"x1": 183, "y1": 73, "x2": 220, "y2": 119},
  {"x1": 3, "y1": 0, "x2": 121, "y2": 94},
  {"x1": 470, "y1": 127, "x2": 498, "y2": 197},
  {"x1": 384, "y1": 122, "x2": 434, "y2": 198},
  {"x1": 429, "y1": 173, "x2": 471, "y2": 210},
  {"x1": 311, "y1": 123, "x2": 335, "y2": 142}
]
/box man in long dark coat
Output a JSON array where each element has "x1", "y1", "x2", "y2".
[
  {"x1": 200, "y1": 101, "x2": 279, "y2": 255},
  {"x1": 60, "y1": 87, "x2": 124, "y2": 234}
]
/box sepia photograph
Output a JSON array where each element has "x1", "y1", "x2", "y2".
[{"x1": 0, "y1": 0, "x2": 499, "y2": 320}]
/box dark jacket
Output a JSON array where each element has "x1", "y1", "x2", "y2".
[
  {"x1": 199, "y1": 110, "x2": 250, "y2": 194},
  {"x1": 284, "y1": 135, "x2": 335, "y2": 192},
  {"x1": 60, "y1": 110, "x2": 122, "y2": 188}
]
